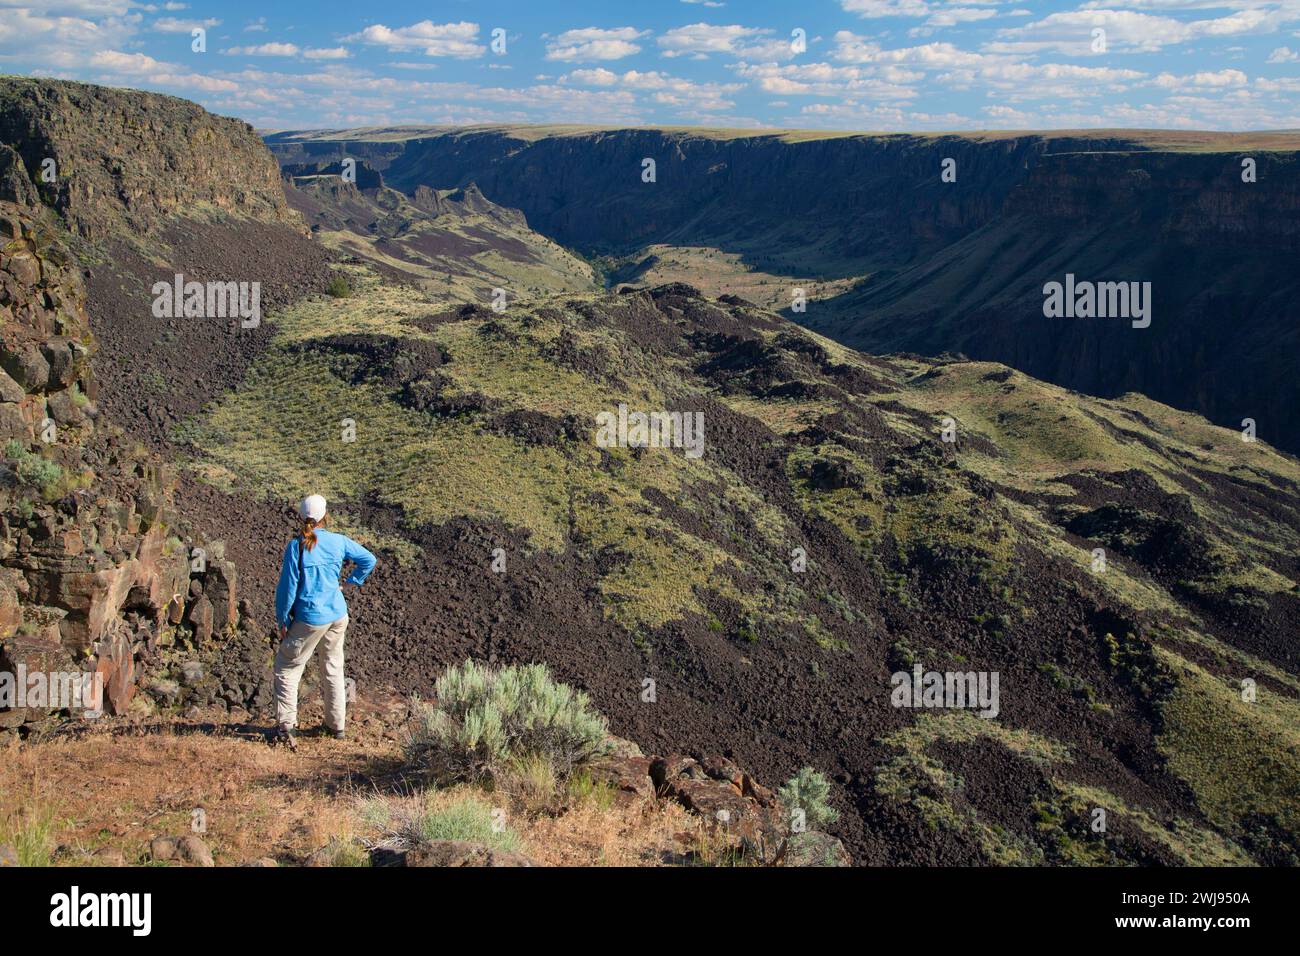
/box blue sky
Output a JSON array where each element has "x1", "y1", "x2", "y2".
[{"x1": 2, "y1": 1, "x2": 1299, "y2": 130}]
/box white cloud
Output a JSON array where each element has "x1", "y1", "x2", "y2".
[
  {"x1": 833, "y1": 32, "x2": 1003, "y2": 69},
  {"x1": 150, "y1": 16, "x2": 218, "y2": 33},
  {"x1": 303, "y1": 47, "x2": 350, "y2": 61},
  {"x1": 87, "y1": 49, "x2": 238, "y2": 91},
  {"x1": 1267, "y1": 45, "x2": 1299, "y2": 62},
  {"x1": 658, "y1": 23, "x2": 795, "y2": 60},
  {"x1": 345, "y1": 20, "x2": 484, "y2": 58},
  {"x1": 989, "y1": 8, "x2": 1277, "y2": 55},
  {"x1": 1152, "y1": 68, "x2": 1248, "y2": 89},
  {"x1": 223, "y1": 42, "x2": 300, "y2": 57},
  {"x1": 840, "y1": 0, "x2": 932, "y2": 18},
  {"x1": 925, "y1": 7, "x2": 998, "y2": 28},
  {"x1": 564, "y1": 67, "x2": 743, "y2": 110},
  {"x1": 734, "y1": 61, "x2": 918, "y2": 99},
  {"x1": 544, "y1": 27, "x2": 648, "y2": 62},
  {"x1": 0, "y1": 5, "x2": 140, "y2": 64},
  {"x1": 0, "y1": 1, "x2": 136, "y2": 15}
]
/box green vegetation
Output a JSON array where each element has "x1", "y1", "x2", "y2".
[
  {"x1": 361, "y1": 792, "x2": 522, "y2": 855},
  {"x1": 778, "y1": 767, "x2": 839, "y2": 828},
  {"x1": 0, "y1": 802, "x2": 60, "y2": 866},
  {"x1": 4, "y1": 439, "x2": 66, "y2": 500},
  {"x1": 404, "y1": 660, "x2": 609, "y2": 785},
  {"x1": 325, "y1": 273, "x2": 351, "y2": 298},
  {"x1": 1156, "y1": 647, "x2": 1300, "y2": 856}
]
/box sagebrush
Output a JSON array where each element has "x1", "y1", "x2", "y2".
[
  {"x1": 404, "y1": 660, "x2": 609, "y2": 784},
  {"x1": 778, "y1": 766, "x2": 840, "y2": 828}
]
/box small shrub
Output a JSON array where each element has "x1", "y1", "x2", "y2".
[
  {"x1": 0, "y1": 806, "x2": 58, "y2": 867},
  {"x1": 4, "y1": 441, "x2": 64, "y2": 498},
  {"x1": 567, "y1": 770, "x2": 617, "y2": 812},
  {"x1": 404, "y1": 660, "x2": 609, "y2": 785},
  {"x1": 317, "y1": 837, "x2": 370, "y2": 867},
  {"x1": 778, "y1": 767, "x2": 840, "y2": 828},
  {"x1": 17, "y1": 455, "x2": 63, "y2": 494},
  {"x1": 363, "y1": 793, "x2": 520, "y2": 854},
  {"x1": 139, "y1": 369, "x2": 167, "y2": 393},
  {"x1": 326, "y1": 274, "x2": 351, "y2": 298}
]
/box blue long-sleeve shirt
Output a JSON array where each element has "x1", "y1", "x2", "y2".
[{"x1": 275, "y1": 529, "x2": 377, "y2": 628}]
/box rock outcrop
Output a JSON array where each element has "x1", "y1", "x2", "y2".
[
  {"x1": 0, "y1": 200, "x2": 252, "y2": 731},
  {"x1": 586, "y1": 740, "x2": 849, "y2": 866},
  {"x1": 0, "y1": 77, "x2": 305, "y2": 242}
]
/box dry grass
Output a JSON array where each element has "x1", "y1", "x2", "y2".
[
  {"x1": 0, "y1": 727, "x2": 369, "y2": 865},
  {"x1": 0, "y1": 719, "x2": 696, "y2": 867}
]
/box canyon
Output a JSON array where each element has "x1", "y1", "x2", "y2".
[{"x1": 265, "y1": 125, "x2": 1300, "y2": 453}]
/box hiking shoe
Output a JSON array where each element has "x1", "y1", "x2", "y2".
[
  {"x1": 330, "y1": 728, "x2": 346, "y2": 740},
  {"x1": 268, "y1": 724, "x2": 297, "y2": 750}
]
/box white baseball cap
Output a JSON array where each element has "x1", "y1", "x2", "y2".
[{"x1": 299, "y1": 494, "x2": 327, "y2": 521}]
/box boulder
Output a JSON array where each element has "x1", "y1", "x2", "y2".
[
  {"x1": 177, "y1": 835, "x2": 214, "y2": 867},
  {"x1": 202, "y1": 560, "x2": 239, "y2": 634},
  {"x1": 187, "y1": 595, "x2": 213, "y2": 643},
  {"x1": 0, "y1": 569, "x2": 25, "y2": 639},
  {"x1": 0, "y1": 368, "x2": 23, "y2": 403},
  {"x1": 0, "y1": 402, "x2": 28, "y2": 442},
  {"x1": 92, "y1": 847, "x2": 127, "y2": 866},
  {"x1": 93, "y1": 625, "x2": 135, "y2": 716},
  {"x1": 39, "y1": 338, "x2": 86, "y2": 391},
  {"x1": 150, "y1": 834, "x2": 213, "y2": 867},
  {"x1": 0, "y1": 145, "x2": 37, "y2": 208},
  {"x1": 45, "y1": 388, "x2": 86, "y2": 427},
  {"x1": 585, "y1": 755, "x2": 655, "y2": 805},
  {"x1": 650, "y1": 755, "x2": 701, "y2": 790},
  {"x1": 145, "y1": 678, "x2": 180, "y2": 703},
  {"x1": 0, "y1": 343, "x2": 48, "y2": 392},
  {"x1": 699, "y1": 753, "x2": 744, "y2": 788},
  {"x1": 0, "y1": 629, "x2": 76, "y2": 722}
]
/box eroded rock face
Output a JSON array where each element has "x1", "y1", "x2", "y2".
[
  {"x1": 0, "y1": 78, "x2": 305, "y2": 242},
  {"x1": 0, "y1": 200, "x2": 245, "y2": 733}
]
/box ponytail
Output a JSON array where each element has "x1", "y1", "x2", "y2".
[{"x1": 301, "y1": 516, "x2": 323, "y2": 551}]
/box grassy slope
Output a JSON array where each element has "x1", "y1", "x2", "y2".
[{"x1": 285, "y1": 179, "x2": 596, "y2": 300}]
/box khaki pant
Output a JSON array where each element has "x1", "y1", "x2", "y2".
[{"x1": 274, "y1": 615, "x2": 348, "y2": 731}]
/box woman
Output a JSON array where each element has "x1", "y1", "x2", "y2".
[{"x1": 271, "y1": 494, "x2": 377, "y2": 745}]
